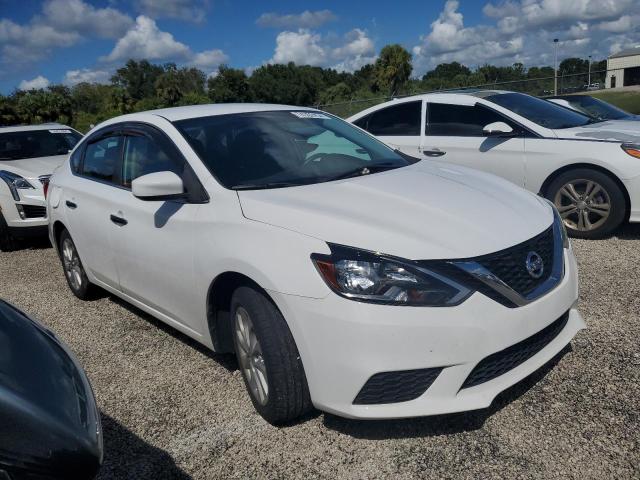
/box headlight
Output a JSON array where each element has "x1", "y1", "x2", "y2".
[
  {"x1": 544, "y1": 199, "x2": 570, "y2": 248},
  {"x1": 621, "y1": 143, "x2": 640, "y2": 159},
  {"x1": 311, "y1": 244, "x2": 472, "y2": 306},
  {"x1": 0, "y1": 170, "x2": 34, "y2": 201}
]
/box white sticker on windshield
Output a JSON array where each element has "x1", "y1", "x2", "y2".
[
  {"x1": 49, "y1": 129, "x2": 72, "y2": 134},
  {"x1": 291, "y1": 111, "x2": 330, "y2": 119}
]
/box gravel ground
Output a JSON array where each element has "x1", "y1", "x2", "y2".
[{"x1": 1, "y1": 227, "x2": 638, "y2": 480}]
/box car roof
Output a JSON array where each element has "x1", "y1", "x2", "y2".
[
  {"x1": 546, "y1": 95, "x2": 588, "y2": 100},
  {"x1": 0, "y1": 123, "x2": 72, "y2": 133},
  {"x1": 346, "y1": 90, "x2": 512, "y2": 120},
  {"x1": 140, "y1": 103, "x2": 316, "y2": 122}
]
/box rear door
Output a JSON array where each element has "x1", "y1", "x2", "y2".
[
  {"x1": 63, "y1": 131, "x2": 124, "y2": 289},
  {"x1": 422, "y1": 102, "x2": 526, "y2": 186},
  {"x1": 354, "y1": 100, "x2": 424, "y2": 158}
]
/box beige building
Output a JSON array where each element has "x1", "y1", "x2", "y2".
[{"x1": 606, "y1": 46, "x2": 640, "y2": 88}]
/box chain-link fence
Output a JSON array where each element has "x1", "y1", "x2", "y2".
[{"x1": 316, "y1": 69, "x2": 608, "y2": 118}]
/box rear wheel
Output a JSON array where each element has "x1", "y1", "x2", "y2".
[
  {"x1": 59, "y1": 229, "x2": 97, "y2": 299},
  {"x1": 546, "y1": 169, "x2": 626, "y2": 239},
  {"x1": 231, "y1": 286, "x2": 313, "y2": 424},
  {"x1": 0, "y1": 213, "x2": 15, "y2": 252}
]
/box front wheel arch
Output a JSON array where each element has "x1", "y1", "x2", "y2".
[
  {"x1": 539, "y1": 163, "x2": 630, "y2": 223},
  {"x1": 206, "y1": 271, "x2": 277, "y2": 353}
]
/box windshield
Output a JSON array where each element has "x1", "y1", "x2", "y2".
[
  {"x1": 174, "y1": 110, "x2": 412, "y2": 189},
  {"x1": 485, "y1": 92, "x2": 593, "y2": 129},
  {"x1": 0, "y1": 128, "x2": 82, "y2": 161},
  {"x1": 556, "y1": 96, "x2": 630, "y2": 121}
]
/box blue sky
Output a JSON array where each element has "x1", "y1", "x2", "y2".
[{"x1": 1, "y1": 0, "x2": 639, "y2": 93}]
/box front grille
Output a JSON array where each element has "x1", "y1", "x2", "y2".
[
  {"x1": 353, "y1": 367, "x2": 442, "y2": 405},
  {"x1": 21, "y1": 204, "x2": 47, "y2": 218},
  {"x1": 461, "y1": 311, "x2": 569, "y2": 389},
  {"x1": 476, "y1": 226, "x2": 554, "y2": 297}
]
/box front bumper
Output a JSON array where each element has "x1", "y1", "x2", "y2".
[
  {"x1": 623, "y1": 174, "x2": 640, "y2": 223},
  {"x1": 271, "y1": 248, "x2": 583, "y2": 419},
  {"x1": 0, "y1": 189, "x2": 48, "y2": 230}
]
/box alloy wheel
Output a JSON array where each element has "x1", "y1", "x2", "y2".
[
  {"x1": 554, "y1": 179, "x2": 611, "y2": 232},
  {"x1": 234, "y1": 306, "x2": 269, "y2": 406},
  {"x1": 62, "y1": 238, "x2": 83, "y2": 291}
]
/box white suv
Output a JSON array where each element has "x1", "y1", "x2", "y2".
[
  {"x1": 348, "y1": 91, "x2": 640, "y2": 239},
  {"x1": 0, "y1": 124, "x2": 82, "y2": 250},
  {"x1": 48, "y1": 104, "x2": 583, "y2": 423}
]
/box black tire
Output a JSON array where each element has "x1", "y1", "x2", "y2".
[
  {"x1": 545, "y1": 168, "x2": 626, "y2": 239},
  {"x1": 231, "y1": 286, "x2": 313, "y2": 424},
  {"x1": 0, "y1": 213, "x2": 16, "y2": 252},
  {"x1": 58, "y1": 229, "x2": 98, "y2": 299}
]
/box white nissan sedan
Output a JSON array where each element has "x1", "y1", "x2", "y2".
[
  {"x1": 348, "y1": 91, "x2": 640, "y2": 239},
  {"x1": 47, "y1": 104, "x2": 584, "y2": 423}
]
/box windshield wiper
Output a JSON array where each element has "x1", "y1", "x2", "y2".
[
  {"x1": 322, "y1": 163, "x2": 401, "y2": 183},
  {"x1": 231, "y1": 182, "x2": 304, "y2": 190}
]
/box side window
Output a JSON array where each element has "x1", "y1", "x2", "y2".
[
  {"x1": 70, "y1": 145, "x2": 83, "y2": 173},
  {"x1": 82, "y1": 136, "x2": 122, "y2": 183},
  {"x1": 122, "y1": 134, "x2": 185, "y2": 188},
  {"x1": 353, "y1": 114, "x2": 370, "y2": 130},
  {"x1": 427, "y1": 103, "x2": 513, "y2": 137},
  {"x1": 367, "y1": 101, "x2": 422, "y2": 136}
]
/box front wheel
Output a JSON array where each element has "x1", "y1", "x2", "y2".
[
  {"x1": 546, "y1": 169, "x2": 626, "y2": 239},
  {"x1": 231, "y1": 286, "x2": 313, "y2": 424}
]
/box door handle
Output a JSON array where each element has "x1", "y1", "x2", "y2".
[
  {"x1": 422, "y1": 148, "x2": 446, "y2": 157},
  {"x1": 65, "y1": 200, "x2": 77, "y2": 209},
  {"x1": 110, "y1": 214, "x2": 128, "y2": 226}
]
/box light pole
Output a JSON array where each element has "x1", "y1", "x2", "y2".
[
  {"x1": 588, "y1": 55, "x2": 592, "y2": 87},
  {"x1": 553, "y1": 38, "x2": 559, "y2": 95}
]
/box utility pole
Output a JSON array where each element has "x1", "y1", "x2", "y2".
[
  {"x1": 553, "y1": 39, "x2": 559, "y2": 95},
  {"x1": 588, "y1": 55, "x2": 592, "y2": 86}
]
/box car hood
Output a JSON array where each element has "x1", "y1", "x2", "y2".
[
  {"x1": 0, "y1": 155, "x2": 67, "y2": 179},
  {"x1": 237, "y1": 161, "x2": 553, "y2": 260},
  {"x1": 554, "y1": 120, "x2": 640, "y2": 143}
]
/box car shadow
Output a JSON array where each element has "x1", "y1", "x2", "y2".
[
  {"x1": 5, "y1": 236, "x2": 52, "y2": 252},
  {"x1": 98, "y1": 413, "x2": 192, "y2": 479},
  {"x1": 321, "y1": 345, "x2": 571, "y2": 440},
  {"x1": 613, "y1": 222, "x2": 640, "y2": 240},
  {"x1": 108, "y1": 295, "x2": 238, "y2": 372}
]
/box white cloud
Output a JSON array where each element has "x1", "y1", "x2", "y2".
[
  {"x1": 270, "y1": 30, "x2": 328, "y2": 66},
  {"x1": 0, "y1": 0, "x2": 132, "y2": 68},
  {"x1": 102, "y1": 16, "x2": 191, "y2": 63},
  {"x1": 63, "y1": 68, "x2": 111, "y2": 86},
  {"x1": 597, "y1": 15, "x2": 633, "y2": 33},
  {"x1": 101, "y1": 15, "x2": 228, "y2": 74},
  {"x1": 257, "y1": 10, "x2": 336, "y2": 29},
  {"x1": 41, "y1": 0, "x2": 133, "y2": 39},
  {"x1": 136, "y1": 0, "x2": 209, "y2": 23},
  {"x1": 268, "y1": 28, "x2": 375, "y2": 72},
  {"x1": 19, "y1": 75, "x2": 50, "y2": 90},
  {"x1": 192, "y1": 49, "x2": 229, "y2": 69},
  {"x1": 412, "y1": 0, "x2": 640, "y2": 75}
]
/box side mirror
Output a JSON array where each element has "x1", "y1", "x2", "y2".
[
  {"x1": 482, "y1": 121, "x2": 515, "y2": 137},
  {"x1": 0, "y1": 300, "x2": 102, "y2": 479},
  {"x1": 132, "y1": 171, "x2": 185, "y2": 201}
]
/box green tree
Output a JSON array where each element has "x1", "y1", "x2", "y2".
[
  {"x1": 373, "y1": 44, "x2": 412, "y2": 95},
  {"x1": 111, "y1": 59, "x2": 164, "y2": 101},
  {"x1": 207, "y1": 65, "x2": 252, "y2": 103},
  {"x1": 422, "y1": 62, "x2": 471, "y2": 82}
]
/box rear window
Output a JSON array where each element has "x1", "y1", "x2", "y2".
[{"x1": 0, "y1": 129, "x2": 82, "y2": 161}]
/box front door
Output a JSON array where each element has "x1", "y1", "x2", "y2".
[
  {"x1": 109, "y1": 126, "x2": 205, "y2": 336},
  {"x1": 421, "y1": 102, "x2": 526, "y2": 187}
]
